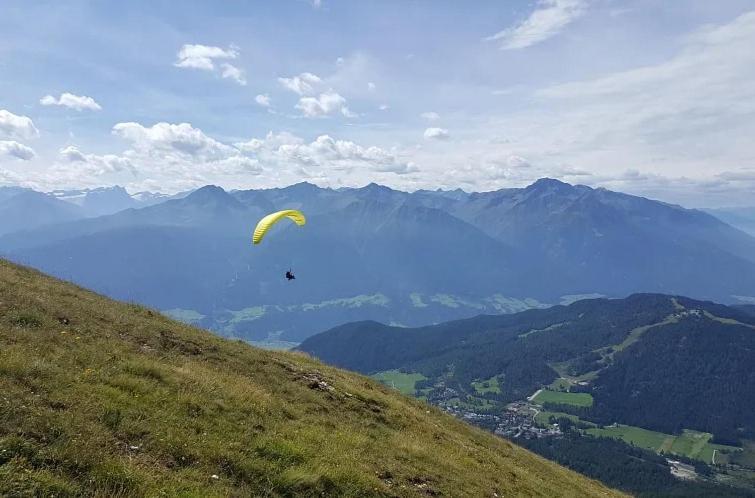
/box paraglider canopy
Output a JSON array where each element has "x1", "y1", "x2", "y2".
[{"x1": 252, "y1": 209, "x2": 306, "y2": 245}]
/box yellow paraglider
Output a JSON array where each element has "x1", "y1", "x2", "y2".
[{"x1": 252, "y1": 209, "x2": 306, "y2": 245}]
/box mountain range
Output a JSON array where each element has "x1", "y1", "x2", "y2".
[
  {"x1": 0, "y1": 185, "x2": 175, "y2": 236},
  {"x1": 2, "y1": 179, "x2": 755, "y2": 343}
]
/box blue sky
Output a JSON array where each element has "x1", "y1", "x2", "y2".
[{"x1": 1, "y1": 0, "x2": 754, "y2": 206}]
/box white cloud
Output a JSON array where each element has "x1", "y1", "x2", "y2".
[
  {"x1": 58, "y1": 145, "x2": 135, "y2": 175},
  {"x1": 174, "y1": 44, "x2": 238, "y2": 70},
  {"x1": 487, "y1": 0, "x2": 587, "y2": 50},
  {"x1": 278, "y1": 72, "x2": 323, "y2": 95},
  {"x1": 40, "y1": 93, "x2": 102, "y2": 111},
  {"x1": 112, "y1": 122, "x2": 235, "y2": 161},
  {"x1": 195, "y1": 155, "x2": 264, "y2": 178},
  {"x1": 296, "y1": 91, "x2": 355, "y2": 118},
  {"x1": 0, "y1": 140, "x2": 35, "y2": 160},
  {"x1": 424, "y1": 127, "x2": 450, "y2": 140},
  {"x1": 0, "y1": 167, "x2": 21, "y2": 185},
  {"x1": 174, "y1": 44, "x2": 246, "y2": 85},
  {"x1": 220, "y1": 63, "x2": 246, "y2": 85},
  {"x1": 255, "y1": 94, "x2": 271, "y2": 107},
  {"x1": 367, "y1": 82, "x2": 376, "y2": 91},
  {"x1": 0, "y1": 110, "x2": 39, "y2": 140},
  {"x1": 236, "y1": 131, "x2": 304, "y2": 153},
  {"x1": 237, "y1": 132, "x2": 416, "y2": 175},
  {"x1": 379, "y1": 104, "x2": 389, "y2": 111},
  {"x1": 420, "y1": 111, "x2": 440, "y2": 121}
]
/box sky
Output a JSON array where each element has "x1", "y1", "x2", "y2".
[{"x1": 1, "y1": 0, "x2": 754, "y2": 207}]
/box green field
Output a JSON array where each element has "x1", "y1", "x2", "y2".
[
  {"x1": 587, "y1": 425, "x2": 740, "y2": 463},
  {"x1": 588, "y1": 425, "x2": 670, "y2": 452},
  {"x1": 372, "y1": 370, "x2": 427, "y2": 396},
  {"x1": 471, "y1": 376, "x2": 501, "y2": 394},
  {"x1": 548, "y1": 378, "x2": 572, "y2": 391},
  {"x1": 532, "y1": 390, "x2": 594, "y2": 407},
  {"x1": 535, "y1": 410, "x2": 595, "y2": 427},
  {"x1": 723, "y1": 440, "x2": 755, "y2": 467}
]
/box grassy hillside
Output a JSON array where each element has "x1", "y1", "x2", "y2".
[{"x1": 0, "y1": 259, "x2": 620, "y2": 497}]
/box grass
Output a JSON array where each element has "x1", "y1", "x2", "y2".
[
  {"x1": 372, "y1": 370, "x2": 427, "y2": 396},
  {"x1": 163, "y1": 308, "x2": 206, "y2": 324},
  {"x1": 587, "y1": 425, "x2": 670, "y2": 453},
  {"x1": 587, "y1": 425, "x2": 740, "y2": 464},
  {"x1": 0, "y1": 259, "x2": 621, "y2": 497},
  {"x1": 548, "y1": 378, "x2": 572, "y2": 391},
  {"x1": 532, "y1": 390, "x2": 594, "y2": 408},
  {"x1": 720, "y1": 440, "x2": 755, "y2": 467},
  {"x1": 535, "y1": 411, "x2": 594, "y2": 427},
  {"x1": 471, "y1": 376, "x2": 501, "y2": 395},
  {"x1": 669, "y1": 430, "x2": 711, "y2": 459}
]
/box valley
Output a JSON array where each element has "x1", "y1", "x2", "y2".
[{"x1": 301, "y1": 294, "x2": 755, "y2": 495}]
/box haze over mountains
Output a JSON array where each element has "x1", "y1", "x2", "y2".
[
  {"x1": 0, "y1": 185, "x2": 176, "y2": 235},
  {"x1": 2, "y1": 179, "x2": 755, "y2": 343},
  {"x1": 705, "y1": 207, "x2": 755, "y2": 237}
]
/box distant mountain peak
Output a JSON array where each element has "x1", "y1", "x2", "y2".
[
  {"x1": 183, "y1": 185, "x2": 241, "y2": 207},
  {"x1": 527, "y1": 178, "x2": 576, "y2": 191},
  {"x1": 187, "y1": 184, "x2": 227, "y2": 196},
  {"x1": 283, "y1": 181, "x2": 324, "y2": 192},
  {"x1": 361, "y1": 182, "x2": 394, "y2": 192}
]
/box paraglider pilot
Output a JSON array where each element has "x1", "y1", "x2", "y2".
[{"x1": 285, "y1": 269, "x2": 296, "y2": 281}]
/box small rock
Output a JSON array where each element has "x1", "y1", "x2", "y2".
[{"x1": 210, "y1": 474, "x2": 219, "y2": 480}]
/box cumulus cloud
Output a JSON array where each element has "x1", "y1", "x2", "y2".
[
  {"x1": 0, "y1": 167, "x2": 21, "y2": 185},
  {"x1": 112, "y1": 122, "x2": 235, "y2": 161},
  {"x1": 40, "y1": 93, "x2": 102, "y2": 111},
  {"x1": 174, "y1": 44, "x2": 246, "y2": 85},
  {"x1": 278, "y1": 72, "x2": 323, "y2": 95},
  {"x1": 237, "y1": 132, "x2": 416, "y2": 175},
  {"x1": 174, "y1": 44, "x2": 238, "y2": 70},
  {"x1": 209, "y1": 155, "x2": 263, "y2": 175},
  {"x1": 424, "y1": 127, "x2": 450, "y2": 140},
  {"x1": 367, "y1": 82, "x2": 376, "y2": 91},
  {"x1": 255, "y1": 94, "x2": 271, "y2": 107},
  {"x1": 296, "y1": 91, "x2": 355, "y2": 118},
  {"x1": 0, "y1": 110, "x2": 39, "y2": 140},
  {"x1": 58, "y1": 145, "x2": 135, "y2": 175},
  {"x1": 487, "y1": 0, "x2": 587, "y2": 50},
  {"x1": 0, "y1": 140, "x2": 35, "y2": 160},
  {"x1": 421, "y1": 112, "x2": 440, "y2": 121}
]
